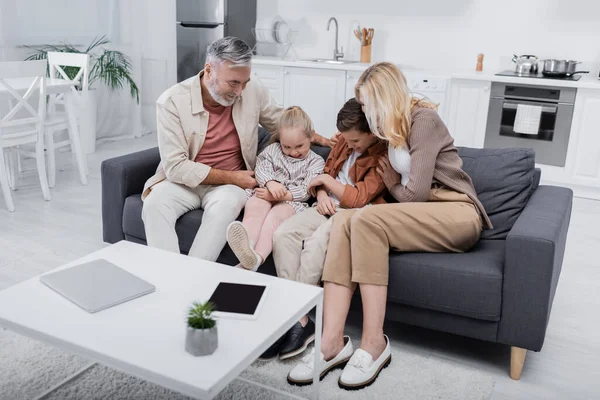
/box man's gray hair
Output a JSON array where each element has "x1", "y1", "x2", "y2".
[{"x1": 206, "y1": 36, "x2": 253, "y2": 67}]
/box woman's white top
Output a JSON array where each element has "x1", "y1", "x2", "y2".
[{"x1": 388, "y1": 145, "x2": 411, "y2": 186}]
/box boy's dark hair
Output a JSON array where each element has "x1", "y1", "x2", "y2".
[{"x1": 336, "y1": 98, "x2": 371, "y2": 133}]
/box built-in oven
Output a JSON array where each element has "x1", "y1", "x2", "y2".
[{"x1": 484, "y1": 82, "x2": 577, "y2": 167}]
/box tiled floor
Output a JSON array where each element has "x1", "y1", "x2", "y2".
[{"x1": 1, "y1": 134, "x2": 599, "y2": 399}]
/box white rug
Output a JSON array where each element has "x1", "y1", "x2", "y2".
[{"x1": 0, "y1": 327, "x2": 495, "y2": 400}]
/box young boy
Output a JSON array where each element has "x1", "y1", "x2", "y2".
[{"x1": 262, "y1": 98, "x2": 389, "y2": 361}]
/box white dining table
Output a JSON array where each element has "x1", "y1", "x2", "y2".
[{"x1": 0, "y1": 77, "x2": 87, "y2": 185}]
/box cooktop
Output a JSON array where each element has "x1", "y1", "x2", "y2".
[{"x1": 496, "y1": 70, "x2": 582, "y2": 81}]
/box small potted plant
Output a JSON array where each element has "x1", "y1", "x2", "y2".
[{"x1": 185, "y1": 301, "x2": 218, "y2": 356}]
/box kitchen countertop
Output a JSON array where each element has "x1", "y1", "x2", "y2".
[
  {"x1": 252, "y1": 57, "x2": 600, "y2": 89},
  {"x1": 451, "y1": 70, "x2": 600, "y2": 90},
  {"x1": 252, "y1": 56, "x2": 372, "y2": 72}
]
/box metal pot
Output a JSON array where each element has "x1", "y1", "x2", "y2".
[
  {"x1": 512, "y1": 54, "x2": 538, "y2": 74},
  {"x1": 542, "y1": 59, "x2": 589, "y2": 77}
]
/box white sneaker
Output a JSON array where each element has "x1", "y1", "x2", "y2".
[
  {"x1": 226, "y1": 221, "x2": 261, "y2": 271},
  {"x1": 287, "y1": 336, "x2": 354, "y2": 386},
  {"x1": 338, "y1": 335, "x2": 392, "y2": 390}
]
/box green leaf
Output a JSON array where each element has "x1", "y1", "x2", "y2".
[{"x1": 187, "y1": 301, "x2": 216, "y2": 330}]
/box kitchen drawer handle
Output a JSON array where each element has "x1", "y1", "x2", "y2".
[{"x1": 502, "y1": 103, "x2": 557, "y2": 113}]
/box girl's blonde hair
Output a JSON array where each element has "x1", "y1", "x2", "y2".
[
  {"x1": 355, "y1": 62, "x2": 438, "y2": 148},
  {"x1": 270, "y1": 106, "x2": 314, "y2": 144}
]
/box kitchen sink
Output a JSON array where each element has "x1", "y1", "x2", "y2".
[{"x1": 301, "y1": 59, "x2": 359, "y2": 65}]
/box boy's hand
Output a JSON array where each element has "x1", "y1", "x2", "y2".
[
  {"x1": 316, "y1": 193, "x2": 337, "y2": 216},
  {"x1": 255, "y1": 188, "x2": 276, "y2": 202},
  {"x1": 266, "y1": 181, "x2": 288, "y2": 200},
  {"x1": 308, "y1": 174, "x2": 333, "y2": 197},
  {"x1": 377, "y1": 158, "x2": 401, "y2": 189}
]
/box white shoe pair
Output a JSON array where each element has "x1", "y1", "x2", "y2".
[
  {"x1": 226, "y1": 221, "x2": 262, "y2": 271},
  {"x1": 287, "y1": 335, "x2": 391, "y2": 390}
]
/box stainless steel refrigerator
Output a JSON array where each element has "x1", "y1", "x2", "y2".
[{"x1": 176, "y1": 0, "x2": 257, "y2": 82}]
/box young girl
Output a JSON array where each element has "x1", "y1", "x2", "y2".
[{"x1": 226, "y1": 106, "x2": 325, "y2": 271}]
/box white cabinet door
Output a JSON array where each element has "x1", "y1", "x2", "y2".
[
  {"x1": 283, "y1": 67, "x2": 346, "y2": 138},
  {"x1": 345, "y1": 71, "x2": 362, "y2": 100},
  {"x1": 251, "y1": 64, "x2": 284, "y2": 106},
  {"x1": 446, "y1": 79, "x2": 491, "y2": 148},
  {"x1": 565, "y1": 89, "x2": 600, "y2": 187}
]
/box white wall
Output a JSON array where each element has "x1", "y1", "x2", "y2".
[
  {"x1": 257, "y1": 0, "x2": 600, "y2": 73},
  {"x1": 0, "y1": 0, "x2": 178, "y2": 136}
]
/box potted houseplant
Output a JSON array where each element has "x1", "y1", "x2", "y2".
[
  {"x1": 185, "y1": 301, "x2": 218, "y2": 356},
  {"x1": 24, "y1": 36, "x2": 139, "y2": 154}
]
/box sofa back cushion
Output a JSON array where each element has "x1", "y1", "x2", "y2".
[{"x1": 458, "y1": 147, "x2": 536, "y2": 239}]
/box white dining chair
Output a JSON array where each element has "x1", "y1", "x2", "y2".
[
  {"x1": 45, "y1": 51, "x2": 89, "y2": 187},
  {"x1": 0, "y1": 61, "x2": 51, "y2": 212}
]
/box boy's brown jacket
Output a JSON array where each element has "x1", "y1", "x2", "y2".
[{"x1": 323, "y1": 136, "x2": 388, "y2": 208}]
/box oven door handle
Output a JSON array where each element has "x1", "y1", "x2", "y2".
[{"x1": 502, "y1": 102, "x2": 557, "y2": 114}]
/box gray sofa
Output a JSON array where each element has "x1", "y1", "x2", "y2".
[{"x1": 101, "y1": 129, "x2": 572, "y2": 379}]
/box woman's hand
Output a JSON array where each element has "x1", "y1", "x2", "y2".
[
  {"x1": 266, "y1": 181, "x2": 288, "y2": 200},
  {"x1": 307, "y1": 174, "x2": 333, "y2": 197},
  {"x1": 255, "y1": 188, "x2": 276, "y2": 202},
  {"x1": 377, "y1": 158, "x2": 401, "y2": 189},
  {"x1": 316, "y1": 192, "x2": 337, "y2": 216}
]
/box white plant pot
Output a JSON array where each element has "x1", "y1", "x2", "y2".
[{"x1": 78, "y1": 90, "x2": 97, "y2": 154}]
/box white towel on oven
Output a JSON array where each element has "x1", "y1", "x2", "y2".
[{"x1": 513, "y1": 104, "x2": 542, "y2": 135}]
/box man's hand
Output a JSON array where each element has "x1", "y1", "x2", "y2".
[
  {"x1": 329, "y1": 132, "x2": 341, "y2": 148},
  {"x1": 255, "y1": 188, "x2": 276, "y2": 202},
  {"x1": 316, "y1": 191, "x2": 336, "y2": 216},
  {"x1": 266, "y1": 181, "x2": 288, "y2": 200},
  {"x1": 376, "y1": 158, "x2": 401, "y2": 190},
  {"x1": 311, "y1": 131, "x2": 336, "y2": 148},
  {"x1": 232, "y1": 170, "x2": 258, "y2": 189},
  {"x1": 308, "y1": 174, "x2": 333, "y2": 197}
]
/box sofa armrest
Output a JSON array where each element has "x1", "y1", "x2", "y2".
[
  {"x1": 497, "y1": 185, "x2": 573, "y2": 351},
  {"x1": 101, "y1": 147, "x2": 160, "y2": 243}
]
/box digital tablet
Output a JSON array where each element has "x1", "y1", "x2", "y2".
[{"x1": 207, "y1": 282, "x2": 268, "y2": 320}]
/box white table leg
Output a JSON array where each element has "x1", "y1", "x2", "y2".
[
  {"x1": 64, "y1": 92, "x2": 88, "y2": 185},
  {"x1": 312, "y1": 294, "x2": 323, "y2": 400}
]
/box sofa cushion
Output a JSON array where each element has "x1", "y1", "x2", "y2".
[
  {"x1": 458, "y1": 147, "x2": 535, "y2": 239},
  {"x1": 387, "y1": 240, "x2": 505, "y2": 321}
]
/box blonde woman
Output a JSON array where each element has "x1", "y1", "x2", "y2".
[{"x1": 287, "y1": 62, "x2": 492, "y2": 390}]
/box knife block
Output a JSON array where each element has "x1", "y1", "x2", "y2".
[{"x1": 360, "y1": 45, "x2": 372, "y2": 63}]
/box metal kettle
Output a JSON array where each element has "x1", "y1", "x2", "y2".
[{"x1": 512, "y1": 54, "x2": 539, "y2": 74}]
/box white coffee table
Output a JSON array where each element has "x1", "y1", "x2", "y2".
[{"x1": 0, "y1": 241, "x2": 323, "y2": 399}]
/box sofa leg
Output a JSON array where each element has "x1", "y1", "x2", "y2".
[{"x1": 510, "y1": 346, "x2": 527, "y2": 380}]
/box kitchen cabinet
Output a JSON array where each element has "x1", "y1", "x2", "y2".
[
  {"x1": 283, "y1": 67, "x2": 347, "y2": 138},
  {"x1": 446, "y1": 79, "x2": 491, "y2": 148},
  {"x1": 345, "y1": 71, "x2": 362, "y2": 100},
  {"x1": 565, "y1": 89, "x2": 600, "y2": 187},
  {"x1": 252, "y1": 64, "x2": 284, "y2": 106}
]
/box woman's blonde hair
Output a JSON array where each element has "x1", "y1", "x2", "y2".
[
  {"x1": 355, "y1": 62, "x2": 438, "y2": 148},
  {"x1": 270, "y1": 106, "x2": 314, "y2": 144}
]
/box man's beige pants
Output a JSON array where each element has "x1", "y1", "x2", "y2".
[
  {"x1": 142, "y1": 180, "x2": 247, "y2": 261},
  {"x1": 322, "y1": 188, "x2": 483, "y2": 290},
  {"x1": 273, "y1": 207, "x2": 352, "y2": 286}
]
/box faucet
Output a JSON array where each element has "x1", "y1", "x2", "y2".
[{"x1": 326, "y1": 17, "x2": 344, "y2": 61}]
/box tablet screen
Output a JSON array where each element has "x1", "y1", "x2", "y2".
[{"x1": 207, "y1": 282, "x2": 267, "y2": 315}]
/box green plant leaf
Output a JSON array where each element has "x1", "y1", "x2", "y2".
[{"x1": 187, "y1": 301, "x2": 216, "y2": 330}]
